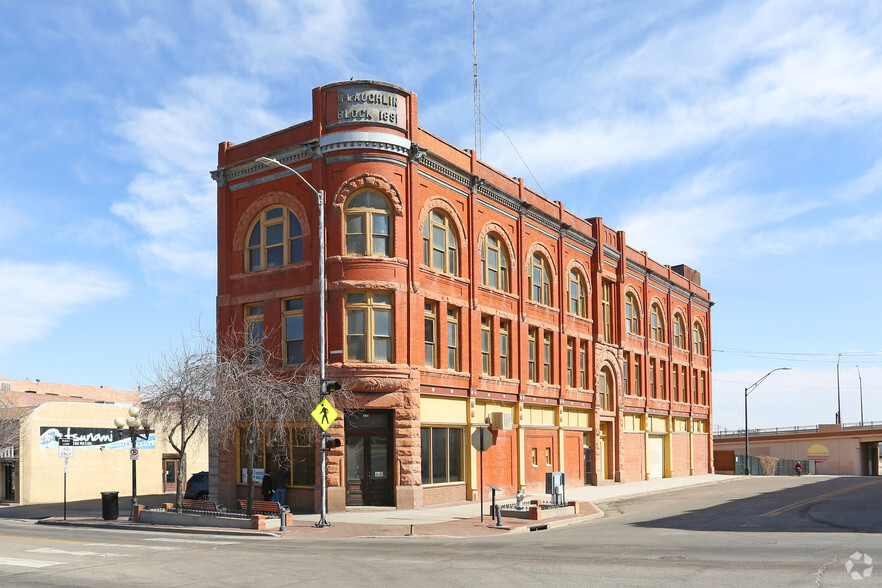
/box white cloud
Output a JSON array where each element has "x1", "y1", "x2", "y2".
[
  {"x1": 0, "y1": 261, "x2": 129, "y2": 354},
  {"x1": 483, "y1": 0, "x2": 882, "y2": 178},
  {"x1": 111, "y1": 76, "x2": 283, "y2": 281}
]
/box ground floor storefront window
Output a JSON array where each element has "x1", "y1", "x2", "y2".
[{"x1": 420, "y1": 427, "x2": 463, "y2": 485}]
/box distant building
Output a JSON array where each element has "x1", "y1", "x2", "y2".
[
  {"x1": 212, "y1": 81, "x2": 714, "y2": 512},
  {"x1": 0, "y1": 377, "x2": 207, "y2": 504},
  {"x1": 715, "y1": 423, "x2": 882, "y2": 476}
]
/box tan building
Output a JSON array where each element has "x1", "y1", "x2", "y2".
[
  {"x1": 714, "y1": 423, "x2": 882, "y2": 476},
  {"x1": 1, "y1": 377, "x2": 208, "y2": 504}
]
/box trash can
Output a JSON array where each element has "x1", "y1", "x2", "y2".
[{"x1": 101, "y1": 491, "x2": 119, "y2": 520}]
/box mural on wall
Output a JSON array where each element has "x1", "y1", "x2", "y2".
[{"x1": 39, "y1": 427, "x2": 156, "y2": 450}]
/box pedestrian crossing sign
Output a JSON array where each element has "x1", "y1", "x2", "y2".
[{"x1": 311, "y1": 398, "x2": 339, "y2": 431}]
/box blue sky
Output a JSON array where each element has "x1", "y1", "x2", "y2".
[{"x1": 1, "y1": 0, "x2": 880, "y2": 431}]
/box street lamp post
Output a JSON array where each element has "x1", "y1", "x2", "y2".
[
  {"x1": 743, "y1": 367, "x2": 790, "y2": 476},
  {"x1": 255, "y1": 156, "x2": 330, "y2": 528},
  {"x1": 857, "y1": 365, "x2": 864, "y2": 427},
  {"x1": 114, "y1": 406, "x2": 151, "y2": 521},
  {"x1": 836, "y1": 354, "x2": 842, "y2": 424}
]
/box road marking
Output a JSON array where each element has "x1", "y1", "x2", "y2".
[
  {"x1": 0, "y1": 556, "x2": 63, "y2": 568},
  {"x1": 28, "y1": 548, "x2": 129, "y2": 558},
  {"x1": 0, "y1": 535, "x2": 92, "y2": 546},
  {"x1": 86, "y1": 542, "x2": 178, "y2": 551},
  {"x1": 762, "y1": 479, "x2": 882, "y2": 517},
  {"x1": 142, "y1": 538, "x2": 240, "y2": 545}
]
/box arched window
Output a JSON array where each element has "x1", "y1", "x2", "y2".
[
  {"x1": 673, "y1": 314, "x2": 686, "y2": 349},
  {"x1": 693, "y1": 322, "x2": 706, "y2": 355},
  {"x1": 625, "y1": 293, "x2": 640, "y2": 335},
  {"x1": 568, "y1": 270, "x2": 587, "y2": 317},
  {"x1": 246, "y1": 207, "x2": 303, "y2": 272},
  {"x1": 529, "y1": 253, "x2": 551, "y2": 305},
  {"x1": 481, "y1": 233, "x2": 509, "y2": 290},
  {"x1": 423, "y1": 210, "x2": 458, "y2": 274},
  {"x1": 345, "y1": 191, "x2": 390, "y2": 256},
  {"x1": 598, "y1": 366, "x2": 613, "y2": 411},
  {"x1": 650, "y1": 304, "x2": 665, "y2": 342}
]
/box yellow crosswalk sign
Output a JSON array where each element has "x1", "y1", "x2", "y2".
[{"x1": 311, "y1": 398, "x2": 338, "y2": 431}]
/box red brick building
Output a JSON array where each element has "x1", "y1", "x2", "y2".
[{"x1": 212, "y1": 81, "x2": 713, "y2": 512}]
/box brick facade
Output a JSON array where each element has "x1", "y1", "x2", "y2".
[{"x1": 212, "y1": 81, "x2": 713, "y2": 512}]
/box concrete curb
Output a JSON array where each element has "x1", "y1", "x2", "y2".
[{"x1": 36, "y1": 518, "x2": 282, "y2": 538}]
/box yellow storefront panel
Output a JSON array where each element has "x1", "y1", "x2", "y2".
[{"x1": 420, "y1": 396, "x2": 468, "y2": 424}]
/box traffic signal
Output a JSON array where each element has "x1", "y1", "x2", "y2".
[
  {"x1": 323, "y1": 437, "x2": 342, "y2": 451},
  {"x1": 323, "y1": 380, "x2": 341, "y2": 396}
]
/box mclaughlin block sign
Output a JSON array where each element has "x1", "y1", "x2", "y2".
[
  {"x1": 39, "y1": 427, "x2": 156, "y2": 450},
  {"x1": 329, "y1": 84, "x2": 406, "y2": 129}
]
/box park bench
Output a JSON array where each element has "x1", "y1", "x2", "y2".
[
  {"x1": 238, "y1": 499, "x2": 287, "y2": 515},
  {"x1": 179, "y1": 498, "x2": 220, "y2": 511}
]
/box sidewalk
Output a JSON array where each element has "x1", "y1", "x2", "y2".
[{"x1": 31, "y1": 474, "x2": 738, "y2": 539}]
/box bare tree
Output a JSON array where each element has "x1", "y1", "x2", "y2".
[
  {"x1": 209, "y1": 321, "x2": 350, "y2": 516},
  {"x1": 137, "y1": 333, "x2": 214, "y2": 511},
  {"x1": 0, "y1": 389, "x2": 20, "y2": 461}
]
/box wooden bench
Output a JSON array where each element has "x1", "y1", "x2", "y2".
[
  {"x1": 180, "y1": 498, "x2": 220, "y2": 511},
  {"x1": 238, "y1": 499, "x2": 286, "y2": 514}
]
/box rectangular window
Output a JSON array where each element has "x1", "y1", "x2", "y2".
[
  {"x1": 634, "y1": 354, "x2": 642, "y2": 397},
  {"x1": 481, "y1": 316, "x2": 492, "y2": 375},
  {"x1": 623, "y1": 351, "x2": 630, "y2": 396},
  {"x1": 545, "y1": 447, "x2": 552, "y2": 467},
  {"x1": 420, "y1": 427, "x2": 463, "y2": 485},
  {"x1": 579, "y1": 342, "x2": 588, "y2": 389},
  {"x1": 682, "y1": 368, "x2": 688, "y2": 403},
  {"x1": 701, "y1": 371, "x2": 707, "y2": 405},
  {"x1": 692, "y1": 369, "x2": 699, "y2": 404},
  {"x1": 446, "y1": 307, "x2": 459, "y2": 370},
  {"x1": 602, "y1": 280, "x2": 612, "y2": 343},
  {"x1": 649, "y1": 359, "x2": 656, "y2": 399},
  {"x1": 567, "y1": 338, "x2": 575, "y2": 387},
  {"x1": 660, "y1": 361, "x2": 667, "y2": 400},
  {"x1": 424, "y1": 301, "x2": 437, "y2": 368},
  {"x1": 245, "y1": 304, "x2": 264, "y2": 365},
  {"x1": 499, "y1": 320, "x2": 510, "y2": 378},
  {"x1": 346, "y1": 291, "x2": 392, "y2": 362},
  {"x1": 531, "y1": 447, "x2": 538, "y2": 467},
  {"x1": 283, "y1": 298, "x2": 304, "y2": 365},
  {"x1": 673, "y1": 365, "x2": 679, "y2": 402},
  {"x1": 528, "y1": 328, "x2": 538, "y2": 382},
  {"x1": 543, "y1": 332, "x2": 552, "y2": 383}
]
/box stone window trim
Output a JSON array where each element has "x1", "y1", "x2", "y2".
[
  {"x1": 233, "y1": 191, "x2": 311, "y2": 256},
  {"x1": 331, "y1": 173, "x2": 404, "y2": 217}
]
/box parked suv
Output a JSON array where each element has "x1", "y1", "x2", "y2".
[{"x1": 184, "y1": 471, "x2": 209, "y2": 500}]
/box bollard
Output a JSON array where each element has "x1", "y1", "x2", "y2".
[
  {"x1": 494, "y1": 504, "x2": 503, "y2": 527},
  {"x1": 279, "y1": 507, "x2": 288, "y2": 532}
]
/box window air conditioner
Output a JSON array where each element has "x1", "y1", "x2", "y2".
[{"x1": 489, "y1": 412, "x2": 513, "y2": 431}]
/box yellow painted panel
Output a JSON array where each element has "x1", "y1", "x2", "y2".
[
  {"x1": 649, "y1": 415, "x2": 667, "y2": 433},
  {"x1": 523, "y1": 405, "x2": 555, "y2": 426},
  {"x1": 420, "y1": 395, "x2": 468, "y2": 424},
  {"x1": 562, "y1": 408, "x2": 590, "y2": 429},
  {"x1": 673, "y1": 417, "x2": 689, "y2": 432},
  {"x1": 475, "y1": 401, "x2": 514, "y2": 426}
]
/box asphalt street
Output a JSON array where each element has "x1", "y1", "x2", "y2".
[{"x1": 1, "y1": 476, "x2": 879, "y2": 587}]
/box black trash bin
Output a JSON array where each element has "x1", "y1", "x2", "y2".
[{"x1": 101, "y1": 491, "x2": 119, "y2": 520}]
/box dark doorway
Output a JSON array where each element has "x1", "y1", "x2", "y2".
[
  {"x1": 345, "y1": 411, "x2": 393, "y2": 506},
  {"x1": 3, "y1": 462, "x2": 15, "y2": 501},
  {"x1": 583, "y1": 433, "x2": 593, "y2": 485}
]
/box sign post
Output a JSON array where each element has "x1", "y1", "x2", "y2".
[
  {"x1": 311, "y1": 397, "x2": 339, "y2": 527},
  {"x1": 471, "y1": 428, "x2": 493, "y2": 522},
  {"x1": 58, "y1": 440, "x2": 73, "y2": 520}
]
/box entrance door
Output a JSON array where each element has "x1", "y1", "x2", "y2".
[
  {"x1": 345, "y1": 411, "x2": 393, "y2": 506},
  {"x1": 583, "y1": 433, "x2": 593, "y2": 485},
  {"x1": 599, "y1": 422, "x2": 613, "y2": 480},
  {"x1": 162, "y1": 457, "x2": 180, "y2": 493},
  {"x1": 647, "y1": 435, "x2": 665, "y2": 479},
  {"x1": 2, "y1": 463, "x2": 14, "y2": 501}
]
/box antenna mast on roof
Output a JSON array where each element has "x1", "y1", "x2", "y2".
[{"x1": 472, "y1": 0, "x2": 482, "y2": 158}]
